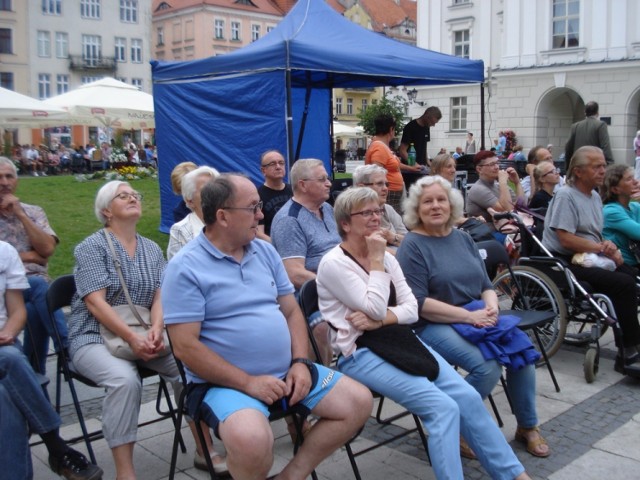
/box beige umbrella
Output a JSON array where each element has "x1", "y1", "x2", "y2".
[
  {"x1": 0, "y1": 87, "x2": 68, "y2": 126},
  {"x1": 44, "y1": 77, "x2": 154, "y2": 129}
]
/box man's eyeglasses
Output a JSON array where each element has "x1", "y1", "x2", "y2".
[
  {"x1": 222, "y1": 201, "x2": 264, "y2": 215},
  {"x1": 350, "y1": 207, "x2": 384, "y2": 218},
  {"x1": 363, "y1": 181, "x2": 390, "y2": 188},
  {"x1": 303, "y1": 176, "x2": 330, "y2": 183},
  {"x1": 112, "y1": 192, "x2": 143, "y2": 202},
  {"x1": 262, "y1": 160, "x2": 285, "y2": 168},
  {"x1": 542, "y1": 168, "x2": 560, "y2": 177},
  {"x1": 479, "y1": 161, "x2": 499, "y2": 168}
]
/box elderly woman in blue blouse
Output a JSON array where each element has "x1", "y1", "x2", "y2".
[
  {"x1": 396, "y1": 175, "x2": 550, "y2": 459},
  {"x1": 167, "y1": 166, "x2": 219, "y2": 260},
  {"x1": 67, "y1": 181, "x2": 225, "y2": 479},
  {"x1": 602, "y1": 164, "x2": 640, "y2": 267},
  {"x1": 317, "y1": 187, "x2": 531, "y2": 480}
]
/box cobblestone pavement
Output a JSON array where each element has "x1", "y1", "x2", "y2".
[
  {"x1": 357, "y1": 375, "x2": 640, "y2": 480},
  {"x1": 42, "y1": 335, "x2": 640, "y2": 480}
]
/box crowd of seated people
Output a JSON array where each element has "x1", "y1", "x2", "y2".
[{"x1": 15, "y1": 140, "x2": 640, "y2": 479}]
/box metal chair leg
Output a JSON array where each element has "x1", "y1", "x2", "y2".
[{"x1": 533, "y1": 328, "x2": 561, "y2": 392}]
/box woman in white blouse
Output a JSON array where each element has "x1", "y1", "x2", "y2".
[
  {"x1": 167, "y1": 166, "x2": 219, "y2": 260},
  {"x1": 316, "y1": 187, "x2": 530, "y2": 480}
]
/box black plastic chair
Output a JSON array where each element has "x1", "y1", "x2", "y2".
[
  {"x1": 46, "y1": 274, "x2": 186, "y2": 464},
  {"x1": 476, "y1": 240, "x2": 561, "y2": 392},
  {"x1": 298, "y1": 279, "x2": 431, "y2": 480},
  {"x1": 166, "y1": 331, "x2": 316, "y2": 480}
]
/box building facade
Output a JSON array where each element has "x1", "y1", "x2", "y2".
[
  {"x1": 1, "y1": 0, "x2": 154, "y2": 146},
  {"x1": 333, "y1": 0, "x2": 417, "y2": 131},
  {"x1": 152, "y1": 0, "x2": 284, "y2": 61},
  {"x1": 414, "y1": 0, "x2": 640, "y2": 165}
]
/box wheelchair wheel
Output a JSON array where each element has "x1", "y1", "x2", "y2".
[
  {"x1": 583, "y1": 347, "x2": 599, "y2": 383},
  {"x1": 564, "y1": 297, "x2": 610, "y2": 346},
  {"x1": 493, "y1": 266, "x2": 568, "y2": 359}
]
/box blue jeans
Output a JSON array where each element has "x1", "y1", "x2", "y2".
[
  {"x1": 0, "y1": 344, "x2": 61, "y2": 479},
  {"x1": 338, "y1": 345, "x2": 524, "y2": 480},
  {"x1": 417, "y1": 323, "x2": 538, "y2": 428},
  {"x1": 22, "y1": 276, "x2": 68, "y2": 375}
]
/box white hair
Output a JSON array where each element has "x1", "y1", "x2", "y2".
[
  {"x1": 403, "y1": 175, "x2": 464, "y2": 230},
  {"x1": 181, "y1": 166, "x2": 219, "y2": 203},
  {"x1": 94, "y1": 180, "x2": 129, "y2": 225}
]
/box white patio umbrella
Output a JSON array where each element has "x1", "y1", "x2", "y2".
[
  {"x1": 0, "y1": 87, "x2": 68, "y2": 126},
  {"x1": 333, "y1": 121, "x2": 365, "y2": 138},
  {"x1": 44, "y1": 78, "x2": 155, "y2": 129}
]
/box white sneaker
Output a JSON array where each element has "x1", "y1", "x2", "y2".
[
  {"x1": 41, "y1": 171, "x2": 47, "y2": 176},
  {"x1": 32, "y1": 171, "x2": 38, "y2": 176}
]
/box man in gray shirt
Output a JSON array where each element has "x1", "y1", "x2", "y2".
[
  {"x1": 466, "y1": 150, "x2": 525, "y2": 227},
  {"x1": 543, "y1": 146, "x2": 640, "y2": 369}
]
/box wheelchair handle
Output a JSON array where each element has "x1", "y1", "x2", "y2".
[{"x1": 493, "y1": 212, "x2": 513, "y2": 220}]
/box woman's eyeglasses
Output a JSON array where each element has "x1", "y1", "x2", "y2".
[
  {"x1": 112, "y1": 192, "x2": 143, "y2": 202},
  {"x1": 542, "y1": 168, "x2": 560, "y2": 177},
  {"x1": 350, "y1": 208, "x2": 384, "y2": 218}
]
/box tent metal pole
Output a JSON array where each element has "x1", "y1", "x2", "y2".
[
  {"x1": 285, "y1": 42, "x2": 294, "y2": 168},
  {"x1": 480, "y1": 82, "x2": 486, "y2": 151}
]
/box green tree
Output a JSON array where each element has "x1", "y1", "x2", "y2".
[{"x1": 357, "y1": 95, "x2": 407, "y2": 136}]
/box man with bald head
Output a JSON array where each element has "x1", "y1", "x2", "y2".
[
  {"x1": 162, "y1": 174, "x2": 371, "y2": 480},
  {"x1": 257, "y1": 150, "x2": 292, "y2": 242}
]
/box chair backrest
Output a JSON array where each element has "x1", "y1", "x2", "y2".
[
  {"x1": 298, "y1": 279, "x2": 319, "y2": 319},
  {"x1": 297, "y1": 279, "x2": 323, "y2": 362},
  {"x1": 46, "y1": 274, "x2": 76, "y2": 313},
  {"x1": 476, "y1": 240, "x2": 510, "y2": 280}
]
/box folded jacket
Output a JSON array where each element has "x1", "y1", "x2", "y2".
[{"x1": 452, "y1": 300, "x2": 541, "y2": 370}]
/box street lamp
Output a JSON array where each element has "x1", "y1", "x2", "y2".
[{"x1": 407, "y1": 88, "x2": 425, "y2": 106}]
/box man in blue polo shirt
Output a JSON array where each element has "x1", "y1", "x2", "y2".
[
  {"x1": 162, "y1": 174, "x2": 371, "y2": 480},
  {"x1": 271, "y1": 159, "x2": 341, "y2": 365}
]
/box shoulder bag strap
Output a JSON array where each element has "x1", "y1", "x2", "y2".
[{"x1": 103, "y1": 229, "x2": 149, "y2": 328}]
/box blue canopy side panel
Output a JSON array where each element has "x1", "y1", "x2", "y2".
[
  {"x1": 154, "y1": 71, "x2": 287, "y2": 233},
  {"x1": 291, "y1": 86, "x2": 331, "y2": 167}
]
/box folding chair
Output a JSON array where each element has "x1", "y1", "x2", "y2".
[
  {"x1": 166, "y1": 331, "x2": 316, "y2": 480},
  {"x1": 90, "y1": 149, "x2": 103, "y2": 171},
  {"x1": 46, "y1": 274, "x2": 186, "y2": 464},
  {"x1": 476, "y1": 240, "x2": 561, "y2": 392},
  {"x1": 298, "y1": 279, "x2": 430, "y2": 480}
]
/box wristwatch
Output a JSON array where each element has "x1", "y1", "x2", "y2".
[{"x1": 290, "y1": 357, "x2": 314, "y2": 371}]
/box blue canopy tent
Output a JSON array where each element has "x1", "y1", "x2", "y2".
[{"x1": 151, "y1": 0, "x2": 484, "y2": 232}]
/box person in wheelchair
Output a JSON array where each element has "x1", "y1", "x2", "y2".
[
  {"x1": 396, "y1": 176, "x2": 550, "y2": 459},
  {"x1": 601, "y1": 164, "x2": 640, "y2": 267},
  {"x1": 317, "y1": 187, "x2": 532, "y2": 480},
  {"x1": 543, "y1": 146, "x2": 640, "y2": 371}
]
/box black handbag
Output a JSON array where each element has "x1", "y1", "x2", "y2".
[
  {"x1": 341, "y1": 247, "x2": 440, "y2": 381},
  {"x1": 458, "y1": 217, "x2": 495, "y2": 242}
]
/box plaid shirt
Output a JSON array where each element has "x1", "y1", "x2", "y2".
[
  {"x1": 67, "y1": 230, "x2": 166, "y2": 358},
  {"x1": 0, "y1": 202, "x2": 57, "y2": 278}
]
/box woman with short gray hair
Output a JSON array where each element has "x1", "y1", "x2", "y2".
[
  {"x1": 69, "y1": 180, "x2": 227, "y2": 478},
  {"x1": 397, "y1": 175, "x2": 550, "y2": 460},
  {"x1": 167, "y1": 166, "x2": 219, "y2": 259},
  {"x1": 353, "y1": 165, "x2": 407, "y2": 249}
]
